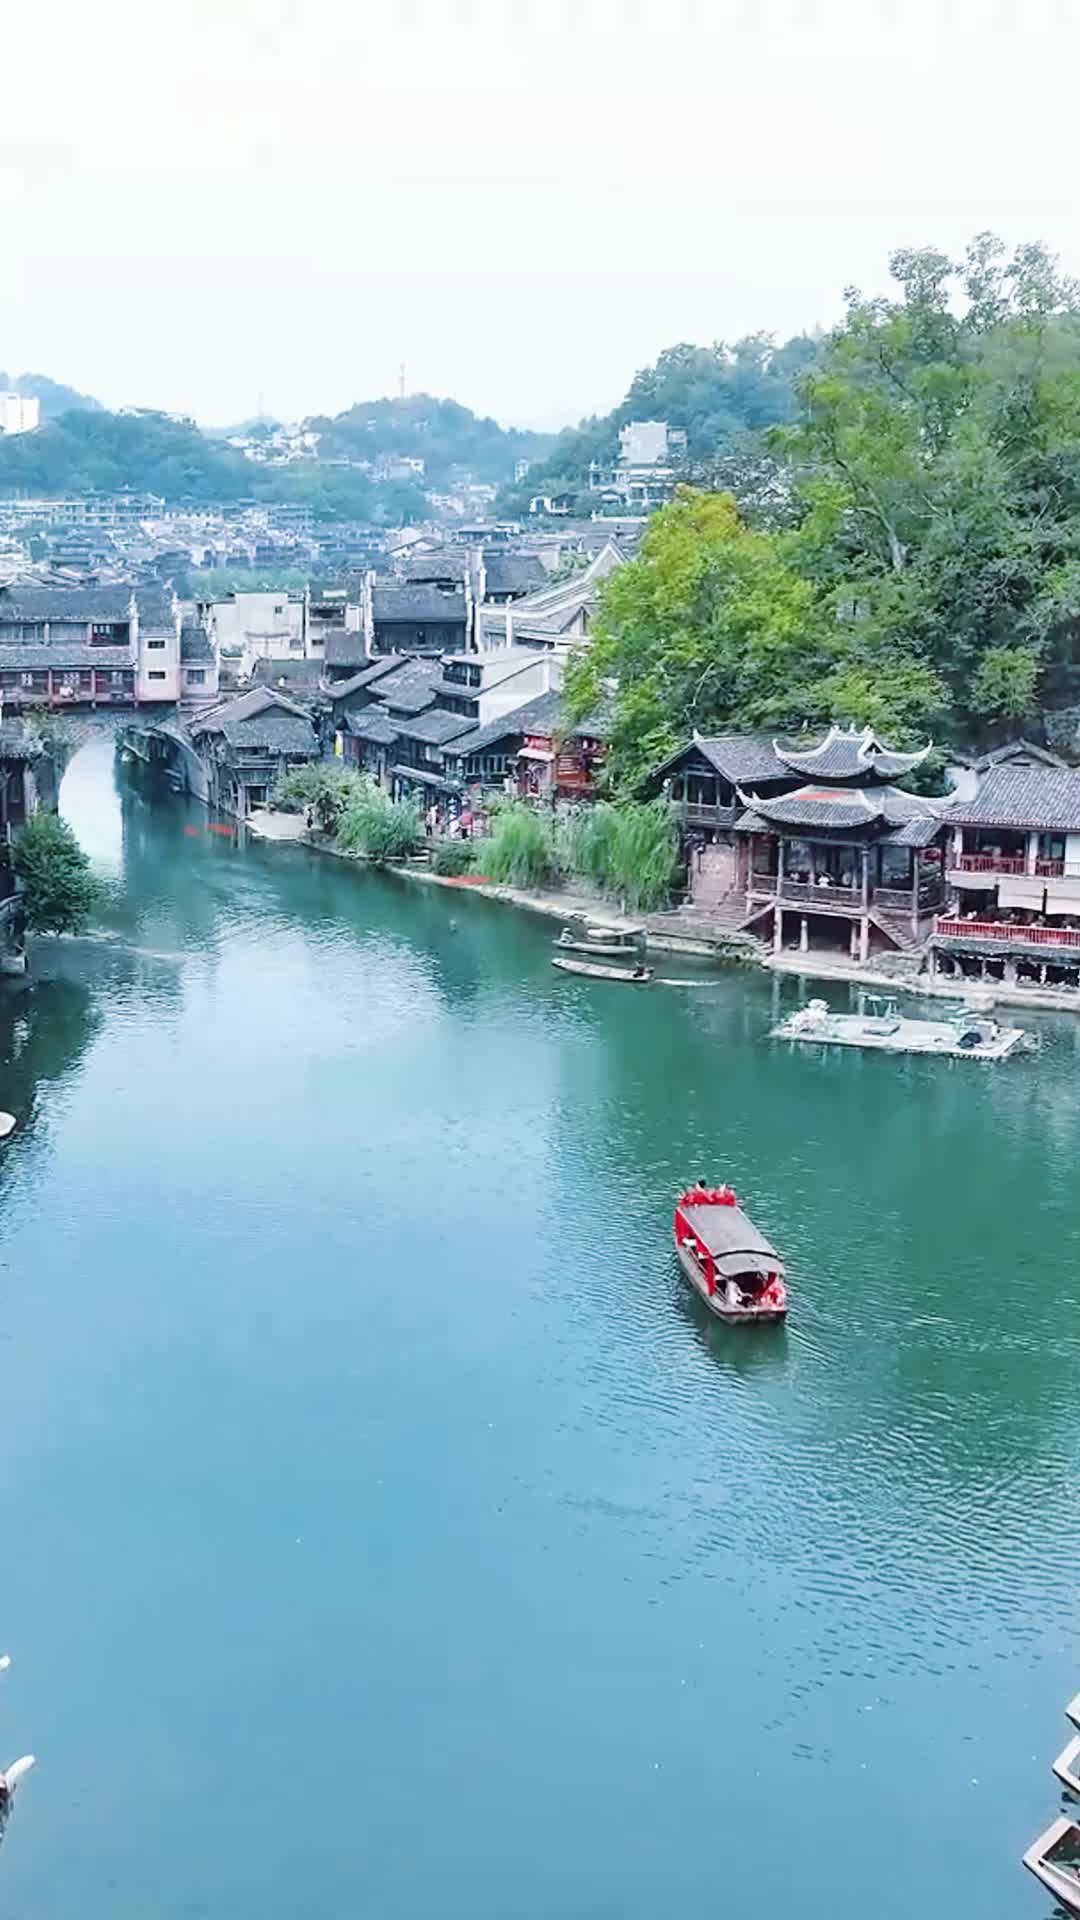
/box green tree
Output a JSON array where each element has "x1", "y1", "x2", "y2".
[
  {"x1": 776, "y1": 234, "x2": 1080, "y2": 729},
  {"x1": 12, "y1": 813, "x2": 100, "y2": 934},
  {"x1": 274, "y1": 763, "x2": 362, "y2": 834}
]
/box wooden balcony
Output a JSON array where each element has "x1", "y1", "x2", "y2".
[
  {"x1": 935, "y1": 917, "x2": 1080, "y2": 950},
  {"x1": 953, "y1": 852, "x2": 1026, "y2": 874}
]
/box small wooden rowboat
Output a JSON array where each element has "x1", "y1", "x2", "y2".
[
  {"x1": 551, "y1": 956, "x2": 653, "y2": 983},
  {"x1": 673, "y1": 1185, "x2": 787, "y2": 1323},
  {"x1": 555, "y1": 925, "x2": 645, "y2": 958},
  {"x1": 1055, "y1": 1733, "x2": 1080, "y2": 1797},
  {"x1": 1023, "y1": 1816, "x2": 1080, "y2": 1915}
]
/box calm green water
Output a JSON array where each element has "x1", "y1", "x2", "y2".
[{"x1": 0, "y1": 739, "x2": 1078, "y2": 1919}]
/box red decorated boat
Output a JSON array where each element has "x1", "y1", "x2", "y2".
[{"x1": 673, "y1": 1185, "x2": 787, "y2": 1323}]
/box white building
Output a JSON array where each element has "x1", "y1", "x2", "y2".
[{"x1": 0, "y1": 393, "x2": 40, "y2": 437}]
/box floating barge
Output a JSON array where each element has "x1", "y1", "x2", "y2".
[
  {"x1": 771, "y1": 995, "x2": 1032, "y2": 1061},
  {"x1": 673, "y1": 1185, "x2": 787, "y2": 1324},
  {"x1": 1024, "y1": 1817, "x2": 1080, "y2": 1915}
]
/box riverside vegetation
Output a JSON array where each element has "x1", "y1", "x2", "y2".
[{"x1": 274, "y1": 766, "x2": 681, "y2": 913}]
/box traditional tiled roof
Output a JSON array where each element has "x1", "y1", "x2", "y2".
[
  {"x1": 325, "y1": 630, "x2": 368, "y2": 668},
  {"x1": 971, "y1": 738, "x2": 1065, "y2": 772},
  {"x1": 685, "y1": 732, "x2": 788, "y2": 787},
  {"x1": 180, "y1": 622, "x2": 214, "y2": 663},
  {"x1": 392, "y1": 708, "x2": 478, "y2": 747},
  {"x1": 190, "y1": 687, "x2": 316, "y2": 754},
  {"x1": 133, "y1": 586, "x2": 177, "y2": 634},
  {"x1": 220, "y1": 712, "x2": 316, "y2": 752},
  {"x1": 446, "y1": 688, "x2": 611, "y2": 761},
  {"x1": 372, "y1": 584, "x2": 467, "y2": 624},
  {"x1": 251, "y1": 657, "x2": 324, "y2": 693},
  {"x1": 774, "y1": 723, "x2": 932, "y2": 781},
  {"x1": 325, "y1": 656, "x2": 402, "y2": 700},
  {"x1": 482, "y1": 552, "x2": 546, "y2": 597},
  {"x1": 344, "y1": 709, "x2": 400, "y2": 746},
  {"x1": 377, "y1": 658, "x2": 443, "y2": 714},
  {"x1": 947, "y1": 764, "x2": 1080, "y2": 831},
  {"x1": 0, "y1": 644, "x2": 133, "y2": 669},
  {"x1": 397, "y1": 549, "x2": 467, "y2": 583},
  {"x1": 0, "y1": 585, "x2": 136, "y2": 623},
  {"x1": 736, "y1": 783, "x2": 945, "y2": 839}
]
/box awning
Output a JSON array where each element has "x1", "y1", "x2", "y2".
[
  {"x1": 391, "y1": 763, "x2": 462, "y2": 794},
  {"x1": 517, "y1": 746, "x2": 554, "y2": 763},
  {"x1": 998, "y1": 874, "x2": 1047, "y2": 908}
]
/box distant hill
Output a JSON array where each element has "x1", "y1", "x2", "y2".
[
  {"x1": 0, "y1": 372, "x2": 103, "y2": 419},
  {"x1": 498, "y1": 334, "x2": 819, "y2": 511},
  {"x1": 306, "y1": 393, "x2": 553, "y2": 487}
]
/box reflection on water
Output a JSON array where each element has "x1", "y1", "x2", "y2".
[{"x1": 0, "y1": 746, "x2": 1076, "y2": 1920}]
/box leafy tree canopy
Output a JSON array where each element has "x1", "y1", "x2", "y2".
[
  {"x1": 13, "y1": 812, "x2": 100, "y2": 935},
  {"x1": 570, "y1": 235, "x2": 1080, "y2": 783}
]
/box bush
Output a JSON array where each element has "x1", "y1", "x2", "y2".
[
  {"x1": 337, "y1": 786, "x2": 421, "y2": 862},
  {"x1": 274, "y1": 762, "x2": 362, "y2": 834},
  {"x1": 431, "y1": 840, "x2": 476, "y2": 877},
  {"x1": 559, "y1": 798, "x2": 679, "y2": 910},
  {"x1": 12, "y1": 811, "x2": 100, "y2": 934},
  {"x1": 607, "y1": 799, "x2": 680, "y2": 911},
  {"x1": 483, "y1": 805, "x2": 559, "y2": 888}
]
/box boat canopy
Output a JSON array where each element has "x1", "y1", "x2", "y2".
[{"x1": 676, "y1": 1202, "x2": 784, "y2": 1279}]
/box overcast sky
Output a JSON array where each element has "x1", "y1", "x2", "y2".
[{"x1": 3, "y1": 0, "x2": 1078, "y2": 430}]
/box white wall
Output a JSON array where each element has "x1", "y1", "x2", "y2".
[
  {"x1": 0, "y1": 392, "x2": 39, "y2": 436},
  {"x1": 209, "y1": 593, "x2": 305, "y2": 676}
]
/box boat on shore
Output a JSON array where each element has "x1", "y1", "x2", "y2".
[
  {"x1": 552, "y1": 955, "x2": 653, "y2": 983},
  {"x1": 772, "y1": 995, "x2": 1031, "y2": 1061},
  {"x1": 1023, "y1": 1817, "x2": 1080, "y2": 1914},
  {"x1": 555, "y1": 924, "x2": 645, "y2": 959},
  {"x1": 673, "y1": 1184, "x2": 787, "y2": 1323}
]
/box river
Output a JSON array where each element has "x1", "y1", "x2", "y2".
[{"x1": 0, "y1": 738, "x2": 1077, "y2": 1920}]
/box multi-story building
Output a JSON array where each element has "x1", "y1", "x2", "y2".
[
  {"x1": 931, "y1": 748, "x2": 1080, "y2": 989},
  {"x1": 0, "y1": 583, "x2": 181, "y2": 707}
]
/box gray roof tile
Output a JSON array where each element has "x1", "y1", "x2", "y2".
[{"x1": 948, "y1": 764, "x2": 1080, "y2": 831}]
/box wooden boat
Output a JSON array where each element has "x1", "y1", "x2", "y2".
[
  {"x1": 1055, "y1": 1733, "x2": 1080, "y2": 1797},
  {"x1": 1068, "y1": 1690, "x2": 1080, "y2": 1733},
  {"x1": 1023, "y1": 1816, "x2": 1080, "y2": 1915},
  {"x1": 556, "y1": 925, "x2": 645, "y2": 958},
  {"x1": 0, "y1": 1656, "x2": 33, "y2": 1852},
  {"x1": 673, "y1": 1184, "x2": 787, "y2": 1324},
  {"x1": 551, "y1": 955, "x2": 653, "y2": 983}
]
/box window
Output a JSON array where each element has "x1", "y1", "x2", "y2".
[
  {"x1": 274, "y1": 604, "x2": 284, "y2": 615},
  {"x1": 148, "y1": 670, "x2": 167, "y2": 681},
  {"x1": 186, "y1": 668, "x2": 206, "y2": 686},
  {"x1": 289, "y1": 637, "x2": 303, "y2": 650},
  {"x1": 147, "y1": 639, "x2": 166, "y2": 650}
]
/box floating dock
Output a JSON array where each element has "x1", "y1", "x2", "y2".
[{"x1": 771, "y1": 998, "x2": 1031, "y2": 1061}]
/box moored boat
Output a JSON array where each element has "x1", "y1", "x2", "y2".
[
  {"x1": 555, "y1": 924, "x2": 645, "y2": 958},
  {"x1": 1023, "y1": 1816, "x2": 1080, "y2": 1915},
  {"x1": 673, "y1": 1184, "x2": 787, "y2": 1323},
  {"x1": 552, "y1": 956, "x2": 653, "y2": 983}
]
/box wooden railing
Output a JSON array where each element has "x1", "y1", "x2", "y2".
[
  {"x1": 1037, "y1": 858, "x2": 1066, "y2": 877},
  {"x1": 953, "y1": 852, "x2": 1026, "y2": 874},
  {"x1": 935, "y1": 917, "x2": 1080, "y2": 949}
]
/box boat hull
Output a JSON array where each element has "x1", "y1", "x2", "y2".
[
  {"x1": 675, "y1": 1240, "x2": 787, "y2": 1324},
  {"x1": 1023, "y1": 1817, "x2": 1080, "y2": 1916},
  {"x1": 556, "y1": 937, "x2": 644, "y2": 958},
  {"x1": 552, "y1": 956, "x2": 653, "y2": 983}
]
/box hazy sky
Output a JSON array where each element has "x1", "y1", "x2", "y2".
[{"x1": 3, "y1": 0, "x2": 1078, "y2": 430}]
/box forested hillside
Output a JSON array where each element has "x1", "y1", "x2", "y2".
[
  {"x1": 0, "y1": 372, "x2": 102, "y2": 418},
  {"x1": 307, "y1": 393, "x2": 552, "y2": 486},
  {"x1": 566, "y1": 235, "x2": 1080, "y2": 780},
  {"x1": 499, "y1": 334, "x2": 818, "y2": 510}
]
